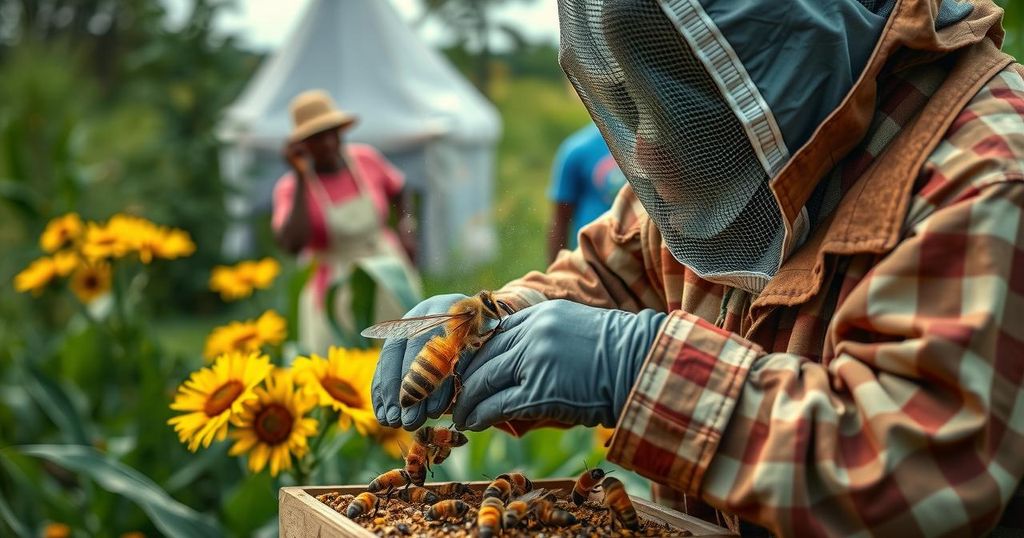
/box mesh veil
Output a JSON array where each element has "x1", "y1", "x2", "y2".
[{"x1": 558, "y1": 0, "x2": 793, "y2": 292}]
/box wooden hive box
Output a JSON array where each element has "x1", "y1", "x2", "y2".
[{"x1": 280, "y1": 479, "x2": 736, "y2": 537}]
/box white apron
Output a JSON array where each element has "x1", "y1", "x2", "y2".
[{"x1": 298, "y1": 151, "x2": 421, "y2": 355}]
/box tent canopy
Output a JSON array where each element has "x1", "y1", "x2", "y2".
[
  {"x1": 219, "y1": 0, "x2": 501, "y2": 151},
  {"x1": 218, "y1": 0, "x2": 501, "y2": 274}
]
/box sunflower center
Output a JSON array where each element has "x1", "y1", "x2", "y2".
[
  {"x1": 204, "y1": 381, "x2": 244, "y2": 416},
  {"x1": 84, "y1": 274, "x2": 99, "y2": 290},
  {"x1": 322, "y1": 376, "x2": 362, "y2": 407},
  {"x1": 254, "y1": 403, "x2": 294, "y2": 445}
]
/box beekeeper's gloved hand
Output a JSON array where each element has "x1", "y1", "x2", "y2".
[
  {"x1": 451, "y1": 300, "x2": 667, "y2": 431},
  {"x1": 372, "y1": 293, "x2": 467, "y2": 430}
]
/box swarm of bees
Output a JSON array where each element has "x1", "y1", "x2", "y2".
[
  {"x1": 322, "y1": 428, "x2": 646, "y2": 536},
  {"x1": 361, "y1": 290, "x2": 514, "y2": 408}
]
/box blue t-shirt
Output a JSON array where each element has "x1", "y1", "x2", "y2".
[{"x1": 548, "y1": 124, "x2": 626, "y2": 248}]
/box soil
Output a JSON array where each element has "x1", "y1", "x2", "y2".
[{"x1": 317, "y1": 487, "x2": 693, "y2": 537}]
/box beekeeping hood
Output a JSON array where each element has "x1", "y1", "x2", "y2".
[{"x1": 558, "y1": 0, "x2": 975, "y2": 293}]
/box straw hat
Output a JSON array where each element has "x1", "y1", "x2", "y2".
[{"x1": 288, "y1": 90, "x2": 358, "y2": 142}]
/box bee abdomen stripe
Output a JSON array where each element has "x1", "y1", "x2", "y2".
[
  {"x1": 416, "y1": 358, "x2": 445, "y2": 379},
  {"x1": 407, "y1": 369, "x2": 436, "y2": 391}
]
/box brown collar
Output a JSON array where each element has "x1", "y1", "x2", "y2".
[{"x1": 752, "y1": 0, "x2": 1012, "y2": 313}]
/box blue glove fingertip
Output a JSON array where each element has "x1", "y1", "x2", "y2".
[{"x1": 385, "y1": 405, "x2": 401, "y2": 426}]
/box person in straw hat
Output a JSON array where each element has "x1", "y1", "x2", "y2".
[{"x1": 273, "y1": 89, "x2": 420, "y2": 354}]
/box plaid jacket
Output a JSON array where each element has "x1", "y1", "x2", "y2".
[{"x1": 495, "y1": 15, "x2": 1024, "y2": 538}]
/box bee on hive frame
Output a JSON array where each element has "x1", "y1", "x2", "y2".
[
  {"x1": 497, "y1": 472, "x2": 533, "y2": 496},
  {"x1": 434, "y1": 481, "x2": 471, "y2": 498},
  {"x1": 424, "y1": 499, "x2": 470, "y2": 522},
  {"x1": 499, "y1": 489, "x2": 540, "y2": 528},
  {"x1": 477, "y1": 496, "x2": 505, "y2": 538},
  {"x1": 572, "y1": 463, "x2": 610, "y2": 506},
  {"x1": 367, "y1": 468, "x2": 413, "y2": 496},
  {"x1": 361, "y1": 291, "x2": 515, "y2": 407},
  {"x1": 345, "y1": 492, "x2": 381, "y2": 519},
  {"x1": 396, "y1": 485, "x2": 439, "y2": 505},
  {"x1": 602, "y1": 476, "x2": 640, "y2": 531},
  {"x1": 525, "y1": 490, "x2": 577, "y2": 527},
  {"x1": 482, "y1": 476, "x2": 514, "y2": 503}
]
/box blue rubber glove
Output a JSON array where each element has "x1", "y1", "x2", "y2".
[
  {"x1": 371, "y1": 293, "x2": 469, "y2": 430},
  {"x1": 450, "y1": 299, "x2": 667, "y2": 431}
]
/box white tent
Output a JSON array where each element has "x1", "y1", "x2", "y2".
[{"x1": 218, "y1": 0, "x2": 501, "y2": 274}]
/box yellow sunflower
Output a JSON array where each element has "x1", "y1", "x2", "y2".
[
  {"x1": 241, "y1": 258, "x2": 280, "y2": 288},
  {"x1": 13, "y1": 257, "x2": 57, "y2": 295},
  {"x1": 81, "y1": 221, "x2": 131, "y2": 261},
  {"x1": 70, "y1": 262, "x2": 111, "y2": 304},
  {"x1": 52, "y1": 250, "x2": 79, "y2": 277},
  {"x1": 292, "y1": 346, "x2": 378, "y2": 435},
  {"x1": 256, "y1": 309, "x2": 287, "y2": 344},
  {"x1": 131, "y1": 221, "x2": 196, "y2": 264},
  {"x1": 167, "y1": 352, "x2": 272, "y2": 452},
  {"x1": 203, "y1": 310, "x2": 287, "y2": 361},
  {"x1": 209, "y1": 258, "x2": 280, "y2": 301},
  {"x1": 229, "y1": 368, "x2": 318, "y2": 476},
  {"x1": 152, "y1": 228, "x2": 195, "y2": 261},
  {"x1": 40, "y1": 213, "x2": 83, "y2": 253}
]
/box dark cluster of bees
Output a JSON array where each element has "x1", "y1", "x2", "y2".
[{"x1": 316, "y1": 426, "x2": 664, "y2": 537}]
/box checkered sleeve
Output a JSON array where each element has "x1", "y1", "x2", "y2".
[
  {"x1": 495, "y1": 183, "x2": 668, "y2": 313},
  {"x1": 611, "y1": 179, "x2": 1024, "y2": 535}
]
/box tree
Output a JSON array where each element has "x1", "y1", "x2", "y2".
[{"x1": 421, "y1": 0, "x2": 536, "y2": 95}]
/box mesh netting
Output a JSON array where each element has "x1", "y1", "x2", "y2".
[{"x1": 558, "y1": 0, "x2": 786, "y2": 291}]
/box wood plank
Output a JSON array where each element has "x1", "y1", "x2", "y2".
[{"x1": 282, "y1": 479, "x2": 736, "y2": 537}]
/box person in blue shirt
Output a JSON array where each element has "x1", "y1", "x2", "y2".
[{"x1": 547, "y1": 122, "x2": 627, "y2": 262}]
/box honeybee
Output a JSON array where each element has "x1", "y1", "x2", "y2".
[
  {"x1": 430, "y1": 445, "x2": 452, "y2": 465},
  {"x1": 497, "y1": 472, "x2": 533, "y2": 496},
  {"x1": 361, "y1": 291, "x2": 514, "y2": 407},
  {"x1": 602, "y1": 476, "x2": 639, "y2": 531},
  {"x1": 434, "y1": 481, "x2": 471, "y2": 498},
  {"x1": 396, "y1": 485, "x2": 439, "y2": 505},
  {"x1": 572, "y1": 465, "x2": 608, "y2": 506},
  {"x1": 415, "y1": 426, "x2": 469, "y2": 450},
  {"x1": 482, "y1": 476, "x2": 514, "y2": 503},
  {"x1": 529, "y1": 496, "x2": 577, "y2": 527},
  {"x1": 477, "y1": 496, "x2": 505, "y2": 538},
  {"x1": 345, "y1": 492, "x2": 381, "y2": 519},
  {"x1": 502, "y1": 499, "x2": 530, "y2": 529},
  {"x1": 404, "y1": 441, "x2": 429, "y2": 486},
  {"x1": 424, "y1": 499, "x2": 470, "y2": 522},
  {"x1": 367, "y1": 468, "x2": 413, "y2": 495}
]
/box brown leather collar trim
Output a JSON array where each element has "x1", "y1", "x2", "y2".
[{"x1": 752, "y1": 40, "x2": 1013, "y2": 313}]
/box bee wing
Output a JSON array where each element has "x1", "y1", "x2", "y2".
[
  {"x1": 360, "y1": 312, "x2": 472, "y2": 340},
  {"x1": 515, "y1": 488, "x2": 555, "y2": 504}
]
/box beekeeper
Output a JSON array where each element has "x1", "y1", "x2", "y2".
[{"x1": 374, "y1": 1, "x2": 1024, "y2": 535}]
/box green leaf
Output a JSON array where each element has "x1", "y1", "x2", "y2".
[
  {"x1": 0, "y1": 480, "x2": 30, "y2": 538},
  {"x1": 23, "y1": 366, "x2": 90, "y2": 445},
  {"x1": 348, "y1": 266, "x2": 377, "y2": 342},
  {"x1": 17, "y1": 445, "x2": 223, "y2": 538},
  {"x1": 222, "y1": 472, "x2": 276, "y2": 537},
  {"x1": 286, "y1": 263, "x2": 314, "y2": 345},
  {"x1": 164, "y1": 442, "x2": 228, "y2": 493},
  {"x1": 324, "y1": 279, "x2": 361, "y2": 348},
  {"x1": 0, "y1": 179, "x2": 40, "y2": 219},
  {"x1": 355, "y1": 256, "x2": 421, "y2": 312}
]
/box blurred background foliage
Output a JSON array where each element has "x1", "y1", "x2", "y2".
[{"x1": 0, "y1": 0, "x2": 1023, "y2": 536}]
